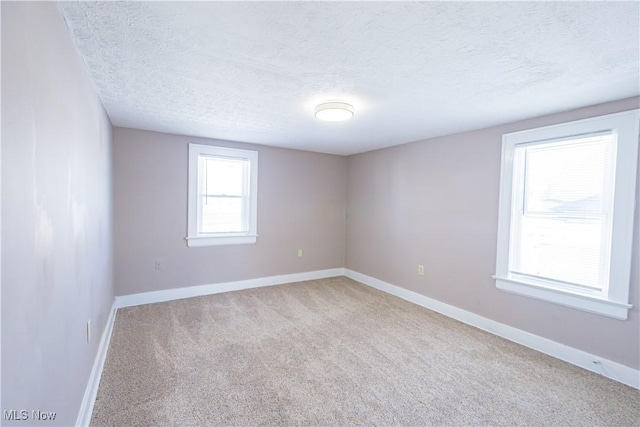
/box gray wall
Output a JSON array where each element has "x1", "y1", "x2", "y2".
[
  {"x1": 346, "y1": 96, "x2": 640, "y2": 370},
  {"x1": 1, "y1": 2, "x2": 114, "y2": 426},
  {"x1": 113, "y1": 127, "x2": 347, "y2": 296}
]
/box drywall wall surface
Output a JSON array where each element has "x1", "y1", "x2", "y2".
[
  {"x1": 1, "y1": 3, "x2": 114, "y2": 425},
  {"x1": 113, "y1": 127, "x2": 347, "y2": 296},
  {"x1": 346, "y1": 97, "x2": 640, "y2": 369}
]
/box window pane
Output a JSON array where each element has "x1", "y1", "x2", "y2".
[
  {"x1": 512, "y1": 216, "x2": 605, "y2": 289},
  {"x1": 511, "y1": 133, "x2": 616, "y2": 291},
  {"x1": 203, "y1": 157, "x2": 246, "y2": 196},
  {"x1": 524, "y1": 134, "x2": 614, "y2": 214},
  {"x1": 201, "y1": 197, "x2": 245, "y2": 233}
]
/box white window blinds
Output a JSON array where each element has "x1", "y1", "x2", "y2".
[
  {"x1": 509, "y1": 133, "x2": 616, "y2": 292},
  {"x1": 495, "y1": 109, "x2": 638, "y2": 319},
  {"x1": 187, "y1": 143, "x2": 258, "y2": 247},
  {"x1": 199, "y1": 156, "x2": 250, "y2": 233}
]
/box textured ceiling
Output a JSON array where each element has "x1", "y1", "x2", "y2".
[{"x1": 57, "y1": 1, "x2": 639, "y2": 155}]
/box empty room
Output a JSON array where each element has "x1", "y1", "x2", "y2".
[{"x1": 2, "y1": 1, "x2": 640, "y2": 426}]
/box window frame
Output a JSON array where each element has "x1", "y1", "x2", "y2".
[
  {"x1": 494, "y1": 109, "x2": 639, "y2": 320},
  {"x1": 187, "y1": 144, "x2": 258, "y2": 247}
]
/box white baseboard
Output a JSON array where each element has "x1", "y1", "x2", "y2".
[
  {"x1": 115, "y1": 268, "x2": 345, "y2": 308},
  {"x1": 76, "y1": 302, "x2": 118, "y2": 427},
  {"x1": 344, "y1": 269, "x2": 639, "y2": 389}
]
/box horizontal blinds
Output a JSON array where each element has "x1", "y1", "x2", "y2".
[
  {"x1": 200, "y1": 156, "x2": 249, "y2": 233},
  {"x1": 204, "y1": 157, "x2": 246, "y2": 196},
  {"x1": 511, "y1": 133, "x2": 615, "y2": 291},
  {"x1": 523, "y1": 134, "x2": 614, "y2": 215}
]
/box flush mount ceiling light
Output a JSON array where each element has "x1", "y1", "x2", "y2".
[{"x1": 314, "y1": 101, "x2": 354, "y2": 122}]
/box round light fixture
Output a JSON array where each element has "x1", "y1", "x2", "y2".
[{"x1": 314, "y1": 101, "x2": 354, "y2": 122}]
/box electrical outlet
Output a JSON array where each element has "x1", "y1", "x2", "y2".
[
  {"x1": 298, "y1": 249, "x2": 303, "y2": 257},
  {"x1": 418, "y1": 265, "x2": 424, "y2": 276},
  {"x1": 154, "y1": 260, "x2": 162, "y2": 270},
  {"x1": 86, "y1": 320, "x2": 91, "y2": 343}
]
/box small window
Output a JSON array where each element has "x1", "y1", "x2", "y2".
[
  {"x1": 187, "y1": 144, "x2": 258, "y2": 247},
  {"x1": 494, "y1": 110, "x2": 639, "y2": 319}
]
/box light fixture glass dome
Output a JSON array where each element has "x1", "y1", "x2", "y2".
[{"x1": 315, "y1": 102, "x2": 354, "y2": 122}]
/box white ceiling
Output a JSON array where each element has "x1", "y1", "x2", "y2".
[{"x1": 57, "y1": 1, "x2": 639, "y2": 155}]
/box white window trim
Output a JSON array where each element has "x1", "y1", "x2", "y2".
[
  {"x1": 494, "y1": 109, "x2": 639, "y2": 320},
  {"x1": 187, "y1": 144, "x2": 258, "y2": 247}
]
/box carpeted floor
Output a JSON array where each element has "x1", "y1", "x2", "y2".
[{"x1": 91, "y1": 276, "x2": 639, "y2": 426}]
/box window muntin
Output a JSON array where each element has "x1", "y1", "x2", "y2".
[
  {"x1": 494, "y1": 110, "x2": 639, "y2": 320},
  {"x1": 187, "y1": 144, "x2": 258, "y2": 247}
]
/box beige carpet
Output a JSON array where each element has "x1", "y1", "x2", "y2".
[{"x1": 91, "y1": 276, "x2": 639, "y2": 426}]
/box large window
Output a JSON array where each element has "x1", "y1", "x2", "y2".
[
  {"x1": 494, "y1": 110, "x2": 639, "y2": 319},
  {"x1": 187, "y1": 144, "x2": 258, "y2": 247}
]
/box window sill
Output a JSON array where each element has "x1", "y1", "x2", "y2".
[
  {"x1": 494, "y1": 276, "x2": 631, "y2": 320},
  {"x1": 186, "y1": 235, "x2": 257, "y2": 247}
]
